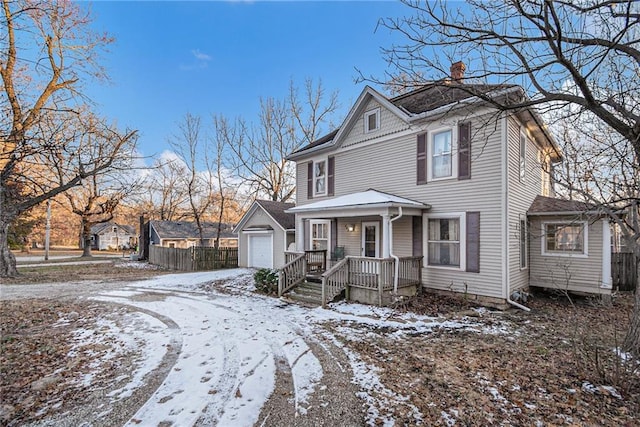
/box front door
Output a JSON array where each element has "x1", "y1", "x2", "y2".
[{"x1": 361, "y1": 221, "x2": 380, "y2": 257}]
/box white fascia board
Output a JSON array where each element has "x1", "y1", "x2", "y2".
[{"x1": 232, "y1": 202, "x2": 259, "y2": 233}]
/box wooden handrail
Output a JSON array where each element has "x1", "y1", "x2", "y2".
[
  {"x1": 279, "y1": 252, "x2": 306, "y2": 296},
  {"x1": 321, "y1": 257, "x2": 349, "y2": 307}
]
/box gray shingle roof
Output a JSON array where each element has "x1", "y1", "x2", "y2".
[
  {"x1": 528, "y1": 195, "x2": 599, "y2": 215},
  {"x1": 90, "y1": 222, "x2": 136, "y2": 235},
  {"x1": 255, "y1": 200, "x2": 295, "y2": 230},
  {"x1": 150, "y1": 220, "x2": 237, "y2": 239},
  {"x1": 293, "y1": 82, "x2": 518, "y2": 156}
]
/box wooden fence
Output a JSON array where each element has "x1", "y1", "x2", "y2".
[
  {"x1": 612, "y1": 252, "x2": 637, "y2": 291},
  {"x1": 149, "y1": 245, "x2": 238, "y2": 271}
]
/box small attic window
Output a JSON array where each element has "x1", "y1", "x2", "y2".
[{"x1": 364, "y1": 108, "x2": 380, "y2": 133}]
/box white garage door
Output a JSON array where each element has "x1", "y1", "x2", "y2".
[{"x1": 249, "y1": 234, "x2": 273, "y2": 268}]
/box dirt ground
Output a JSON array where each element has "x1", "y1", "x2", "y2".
[{"x1": 1, "y1": 262, "x2": 639, "y2": 426}]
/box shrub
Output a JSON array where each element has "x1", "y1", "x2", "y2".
[{"x1": 253, "y1": 268, "x2": 279, "y2": 294}]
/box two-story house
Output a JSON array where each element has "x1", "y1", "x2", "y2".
[{"x1": 238, "y1": 62, "x2": 613, "y2": 307}]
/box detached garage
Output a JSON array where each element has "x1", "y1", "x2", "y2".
[{"x1": 234, "y1": 200, "x2": 296, "y2": 269}]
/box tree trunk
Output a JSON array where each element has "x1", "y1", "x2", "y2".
[
  {"x1": 623, "y1": 254, "x2": 640, "y2": 357},
  {"x1": 0, "y1": 219, "x2": 18, "y2": 277},
  {"x1": 81, "y1": 218, "x2": 92, "y2": 258}
]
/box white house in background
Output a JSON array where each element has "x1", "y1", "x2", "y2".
[
  {"x1": 90, "y1": 222, "x2": 137, "y2": 250},
  {"x1": 276, "y1": 62, "x2": 612, "y2": 307},
  {"x1": 234, "y1": 200, "x2": 295, "y2": 269}
]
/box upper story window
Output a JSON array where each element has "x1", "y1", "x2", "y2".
[
  {"x1": 543, "y1": 221, "x2": 588, "y2": 257},
  {"x1": 364, "y1": 108, "x2": 380, "y2": 133},
  {"x1": 431, "y1": 129, "x2": 453, "y2": 179},
  {"x1": 313, "y1": 160, "x2": 326, "y2": 196},
  {"x1": 520, "y1": 130, "x2": 527, "y2": 182}
]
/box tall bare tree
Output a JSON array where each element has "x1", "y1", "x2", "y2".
[
  {"x1": 372, "y1": 0, "x2": 640, "y2": 355},
  {"x1": 62, "y1": 116, "x2": 140, "y2": 257},
  {"x1": 222, "y1": 78, "x2": 339, "y2": 202},
  {"x1": 168, "y1": 113, "x2": 215, "y2": 244},
  {"x1": 0, "y1": 0, "x2": 136, "y2": 276}
]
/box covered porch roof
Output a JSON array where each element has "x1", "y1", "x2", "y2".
[{"x1": 286, "y1": 189, "x2": 430, "y2": 217}]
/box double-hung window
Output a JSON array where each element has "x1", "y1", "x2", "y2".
[
  {"x1": 520, "y1": 130, "x2": 527, "y2": 182},
  {"x1": 432, "y1": 129, "x2": 453, "y2": 179},
  {"x1": 543, "y1": 222, "x2": 587, "y2": 256},
  {"x1": 310, "y1": 220, "x2": 330, "y2": 251},
  {"x1": 519, "y1": 218, "x2": 528, "y2": 269},
  {"x1": 427, "y1": 217, "x2": 461, "y2": 267},
  {"x1": 314, "y1": 160, "x2": 326, "y2": 196}
]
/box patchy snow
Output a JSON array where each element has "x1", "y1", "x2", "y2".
[{"x1": 43, "y1": 267, "x2": 522, "y2": 426}]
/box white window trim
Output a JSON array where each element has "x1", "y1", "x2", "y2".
[
  {"x1": 541, "y1": 220, "x2": 589, "y2": 258},
  {"x1": 519, "y1": 217, "x2": 528, "y2": 270},
  {"x1": 364, "y1": 108, "x2": 380, "y2": 133},
  {"x1": 423, "y1": 212, "x2": 466, "y2": 271},
  {"x1": 309, "y1": 219, "x2": 331, "y2": 252},
  {"x1": 427, "y1": 127, "x2": 457, "y2": 182},
  {"x1": 312, "y1": 158, "x2": 327, "y2": 197}
]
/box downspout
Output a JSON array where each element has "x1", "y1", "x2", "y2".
[
  {"x1": 501, "y1": 113, "x2": 531, "y2": 312},
  {"x1": 389, "y1": 207, "x2": 403, "y2": 294}
]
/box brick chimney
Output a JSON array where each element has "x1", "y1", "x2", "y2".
[{"x1": 450, "y1": 61, "x2": 466, "y2": 82}]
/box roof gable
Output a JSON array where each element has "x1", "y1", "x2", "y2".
[
  {"x1": 234, "y1": 200, "x2": 295, "y2": 233},
  {"x1": 91, "y1": 222, "x2": 135, "y2": 235}
]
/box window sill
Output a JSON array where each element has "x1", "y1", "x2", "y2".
[
  {"x1": 425, "y1": 264, "x2": 463, "y2": 271},
  {"x1": 541, "y1": 252, "x2": 588, "y2": 259},
  {"x1": 428, "y1": 176, "x2": 456, "y2": 183}
]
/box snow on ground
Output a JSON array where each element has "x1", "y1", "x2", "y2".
[{"x1": 68, "y1": 268, "x2": 515, "y2": 426}]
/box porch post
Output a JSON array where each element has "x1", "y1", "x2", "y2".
[
  {"x1": 296, "y1": 216, "x2": 304, "y2": 252},
  {"x1": 382, "y1": 214, "x2": 390, "y2": 258}
]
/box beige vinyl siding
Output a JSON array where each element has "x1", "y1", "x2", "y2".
[
  {"x1": 329, "y1": 113, "x2": 505, "y2": 298},
  {"x1": 391, "y1": 216, "x2": 413, "y2": 257},
  {"x1": 238, "y1": 208, "x2": 286, "y2": 268},
  {"x1": 506, "y1": 116, "x2": 545, "y2": 293},
  {"x1": 529, "y1": 216, "x2": 608, "y2": 294},
  {"x1": 341, "y1": 99, "x2": 410, "y2": 149}
]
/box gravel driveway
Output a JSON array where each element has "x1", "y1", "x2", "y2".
[{"x1": 1, "y1": 269, "x2": 365, "y2": 427}]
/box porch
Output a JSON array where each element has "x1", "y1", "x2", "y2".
[{"x1": 279, "y1": 250, "x2": 423, "y2": 307}]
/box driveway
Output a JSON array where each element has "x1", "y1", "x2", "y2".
[{"x1": 1, "y1": 269, "x2": 367, "y2": 426}]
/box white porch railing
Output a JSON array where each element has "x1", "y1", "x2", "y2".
[
  {"x1": 279, "y1": 252, "x2": 306, "y2": 296},
  {"x1": 320, "y1": 256, "x2": 423, "y2": 307}
]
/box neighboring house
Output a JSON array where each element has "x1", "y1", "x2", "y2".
[
  {"x1": 90, "y1": 222, "x2": 137, "y2": 251},
  {"x1": 148, "y1": 220, "x2": 238, "y2": 249},
  {"x1": 234, "y1": 200, "x2": 296, "y2": 269},
  {"x1": 279, "y1": 62, "x2": 612, "y2": 307}
]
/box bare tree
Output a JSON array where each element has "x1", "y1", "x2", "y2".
[
  {"x1": 61, "y1": 117, "x2": 140, "y2": 257},
  {"x1": 372, "y1": 0, "x2": 640, "y2": 355},
  {"x1": 222, "y1": 78, "x2": 339, "y2": 202},
  {"x1": 0, "y1": 0, "x2": 136, "y2": 276},
  {"x1": 168, "y1": 113, "x2": 215, "y2": 244}
]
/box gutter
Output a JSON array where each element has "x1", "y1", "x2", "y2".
[
  {"x1": 501, "y1": 113, "x2": 531, "y2": 312},
  {"x1": 389, "y1": 207, "x2": 403, "y2": 294}
]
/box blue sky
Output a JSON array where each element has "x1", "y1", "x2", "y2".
[{"x1": 85, "y1": 1, "x2": 410, "y2": 158}]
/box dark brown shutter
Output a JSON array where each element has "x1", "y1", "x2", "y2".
[
  {"x1": 304, "y1": 220, "x2": 310, "y2": 250},
  {"x1": 466, "y1": 211, "x2": 480, "y2": 273},
  {"x1": 458, "y1": 122, "x2": 471, "y2": 180},
  {"x1": 331, "y1": 218, "x2": 338, "y2": 250},
  {"x1": 412, "y1": 216, "x2": 423, "y2": 257},
  {"x1": 417, "y1": 133, "x2": 427, "y2": 185},
  {"x1": 328, "y1": 156, "x2": 335, "y2": 196},
  {"x1": 307, "y1": 162, "x2": 314, "y2": 199}
]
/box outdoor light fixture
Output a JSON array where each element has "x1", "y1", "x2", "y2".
[{"x1": 345, "y1": 224, "x2": 356, "y2": 232}]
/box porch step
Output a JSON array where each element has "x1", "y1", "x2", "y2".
[{"x1": 285, "y1": 281, "x2": 323, "y2": 306}]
